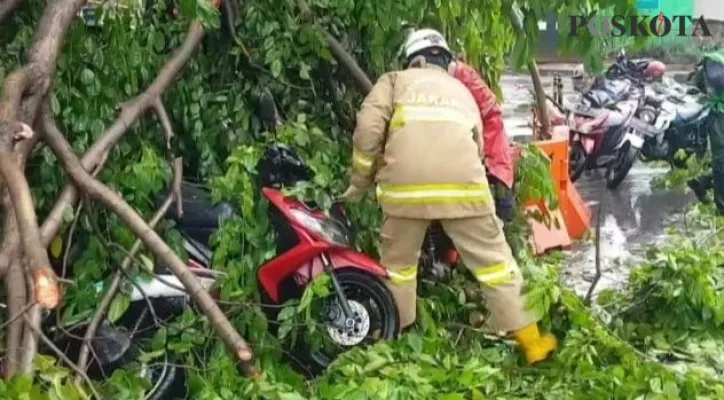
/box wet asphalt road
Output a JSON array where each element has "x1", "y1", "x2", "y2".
[{"x1": 500, "y1": 72, "x2": 694, "y2": 295}]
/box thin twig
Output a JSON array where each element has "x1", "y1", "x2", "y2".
[
  {"x1": 585, "y1": 194, "x2": 605, "y2": 305},
  {"x1": 61, "y1": 202, "x2": 84, "y2": 279},
  {"x1": 23, "y1": 314, "x2": 103, "y2": 400},
  {"x1": 0, "y1": 301, "x2": 35, "y2": 331},
  {"x1": 152, "y1": 99, "x2": 183, "y2": 217}
]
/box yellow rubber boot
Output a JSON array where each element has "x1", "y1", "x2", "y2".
[{"x1": 512, "y1": 323, "x2": 558, "y2": 365}]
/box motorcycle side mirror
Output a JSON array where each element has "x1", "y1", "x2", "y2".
[{"x1": 259, "y1": 88, "x2": 281, "y2": 133}]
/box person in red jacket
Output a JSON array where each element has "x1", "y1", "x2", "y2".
[{"x1": 447, "y1": 47, "x2": 516, "y2": 222}]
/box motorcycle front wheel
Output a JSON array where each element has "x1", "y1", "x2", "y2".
[
  {"x1": 294, "y1": 269, "x2": 399, "y2": 375},
  {"x1": 606, "y1": 143, "x2": 638, "y2": 189},
  {"x1": 569, "y1": 142, "x2": 587, "y2": 182}
]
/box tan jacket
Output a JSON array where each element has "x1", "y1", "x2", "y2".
[{"x1": 351, "y1": 64, "x2": 495, "y2": 219}]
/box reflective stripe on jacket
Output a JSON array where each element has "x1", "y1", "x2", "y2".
[
  {"x1": 449, "y1": 61, "x2": 515, "y2": 189},
  {"x1": 350, "y1": 64, "x2": 495, "y2": 219}
]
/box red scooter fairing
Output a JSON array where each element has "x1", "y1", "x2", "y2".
[
  {"x1": 257, "y1": 187, "x2": 388, "y2": 303},
  {"x1": 570, "y1": 112, "x2": 608, "y2": 154},
  {"x1": 580, "y1": 136, "x2": 597, "y2": 154}
]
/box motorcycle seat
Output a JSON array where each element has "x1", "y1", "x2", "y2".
[
  {"x1": 644, "y1": 94, "x2": 663, "y2": 107},
  {"x1": 675, "y1": 102, "x2": 709, "y2": 122},
  {"x1": 155, "y1": 181, "x2": 238, "y2": 230},
  {"x1": 603, "y1": 80, "x2": 629, "y2": 97},
  {"x1": 584, "y1": 90, "x2": 612, "y2": 107}
]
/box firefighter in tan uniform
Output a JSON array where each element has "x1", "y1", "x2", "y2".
[{"x1": 343, "y1": 30, "x2": 558, "y2": 364}]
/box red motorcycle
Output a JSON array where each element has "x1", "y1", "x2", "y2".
[
  {"x1": 253, "y1": 90, "x2": 399, "y2": 373},
  {"x1": 566, "y1": 96, "x2": 645, "y2": 189}
]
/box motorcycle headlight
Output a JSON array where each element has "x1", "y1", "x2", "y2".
[{"x1": 289, "y1": 209, "x2": 352, "y2": 248}]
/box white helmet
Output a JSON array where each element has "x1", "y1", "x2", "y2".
[{"x1": 403, "y1": 28, "x2": 450, "y2": 59}]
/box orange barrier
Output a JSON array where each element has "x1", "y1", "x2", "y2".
[
  {"x1": 525, "y1": 203, "x2": 572, "y2": 254},
  {"x1": 508, "y1": 132, "x2": 591, "y2": 254},
  {"x1": 530, "y1": 137, "x2": 591, "y2": 241}
]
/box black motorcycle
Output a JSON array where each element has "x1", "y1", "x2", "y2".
[
  {"x1": 637, "y1": 93, "x2": 711, "y2": 168},
  {"x1": 605, "y1": 49, "x2": 653, "y2": 81}
]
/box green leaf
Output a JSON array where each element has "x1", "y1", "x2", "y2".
[
  {"x1": 271, "y1": 59, "x2": 283, "y2": 78},
  {"x1": 299, "y1": 62, "x2": 312, "y2": 80},
  {"x1": 80, "y1": 68, "x2": 95, "y2": 86},
  {"x1": 153, "y1": 30, "x2": 166, "y2": 52},
  {"x1": 279, "y1": 393, "x2": 307, "y2": 400},
  {"x1": 138, "y1": 349, "x2": 165, "y2": 363},
  {"x1": 277, "y1": 304, "x2": 297, "y2": 321},
  {"x1": 107, "y1": 292, "x2": 131, "y2": 323},
  {"x1": 62, "y1": 206, "x2": 75, "y2": 223},
  {"x1": 139, "y1": 254, "x2": 154, "y2": 273}
]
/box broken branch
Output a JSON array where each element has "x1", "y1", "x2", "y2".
[
  {"x1": 39, "y1": 22, "x2": 205, "y2": 248},
  {"x1": 0, "y1": 124, "x2": 59, "y2": 309},
  {"x1": 295, "y1": 0, "x2": 373, "y2": 94},
  {"x1": 41, "y1": 106, "x2": 259, "y2": 378},
  {"x1": 152, "y1": 99, "x2": 183, "y2": 217}
]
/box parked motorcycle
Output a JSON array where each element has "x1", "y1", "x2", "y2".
[
  {"x1": 581, "y1": 77, "x2": 636, "y2": 108},
  {"x1": 567, "y1": 96, "x2": 646, "y2": 189},
  {"x1": 605, "y1": 49, "x2": 654, "y2": 81},
  {"x1": 637, "y1": 92, "x2": 711, "y2": 167}
]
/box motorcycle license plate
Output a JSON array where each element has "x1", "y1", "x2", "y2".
[{"x1": 625, "y1": 132, "x2": 644, "y2": 148}]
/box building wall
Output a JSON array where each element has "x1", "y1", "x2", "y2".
[{"x1": 695, "y1": 0, "x2": 724, "y2": 22}]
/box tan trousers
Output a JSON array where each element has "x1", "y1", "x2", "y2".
[{"x1": 380, "y1": 214, "x2": 538, "y2": 332}]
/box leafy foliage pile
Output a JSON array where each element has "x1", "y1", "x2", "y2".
[{"x1": 3, "y1": 0, "x2": 724, "y2": 399}]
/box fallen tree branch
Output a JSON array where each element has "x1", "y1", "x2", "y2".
[
  {"x1": 295, "y1": 0, "x2": 373, "y2": 94},
  {"x1": 0, "y1": 0, "x2": 86, "y2": 126},
  {"x1": 22, "y1": 314, "x2": 102, "y2": 400},
  {"x1": 39, "y1": 22, "x2": 205, "y2": 249},
  {"x1": 41, "y1": 106, "x2": 259, "y2": 378},
  {"x1": 0, "y1": 0, "x2": 25, "y2": 26},
  {"x1": 2, "y1": 263, "x2": 26, "y2": 377},
  {"x1": 18, "y1": 282, "x2": 39, "y2": 374},
  {"x1": 77, "y1": 100, "x2": 184, "y2": 376},
  {"x1": 0, "y1": 0, "x2": 105, "y2": 379},
  {"x1": 0, "y1": 123, "x2": 59, "y2": 309}
]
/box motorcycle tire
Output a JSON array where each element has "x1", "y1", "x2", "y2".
[
  {"x1": 606, "y1": 143, "x2": 638, "y2": 189},
  {"x1": 294, "y1": 269, "x2": 399, "y2": 376},
  {"x1": 569, "y1": 142, "x2": 587, "y2": 182},
  {"x1": 141, "y1": 353, "x2": 188, "y2": 400}
]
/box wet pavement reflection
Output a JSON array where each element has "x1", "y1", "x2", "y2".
[{"x1": 501, "y1": 71, "x2": 694, "y2": 295}]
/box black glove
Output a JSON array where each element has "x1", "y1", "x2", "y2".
[{"x1": 488, "y1": 175, "x2": 515, "y2": 223}]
